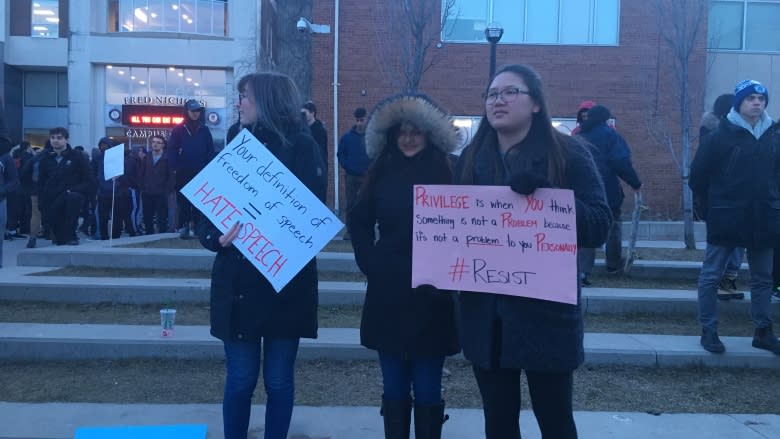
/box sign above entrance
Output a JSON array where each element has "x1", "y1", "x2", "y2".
[{"x1": 122, "y1": 105, "x2": 186, "y2": 127}]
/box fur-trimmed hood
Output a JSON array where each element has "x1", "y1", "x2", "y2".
[
  {"x1": 365, "y1": 94, "x2": 458, "y2": 159},
  {"x1": 700, "y1": 111, "x2": 720, "y2": 134}
]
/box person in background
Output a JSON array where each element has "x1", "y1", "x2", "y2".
[
  {"x1": 570, "y1": 100, "x2": 596, "y2": 136},
  {"x1": 348, "y1": 94, "x2": 460, "y2": 438},
  {"x1": 337, "y1": 107, "x2": 369, "y2": 239},
  {"x1": 698, "y1": 93, "x2": 745, "y2": 301},
  {"x1": 301, "y1": 101, "x2": 329, "y2": 175},
  {"x1": 20, "y1": 144, "x2": 46, "y2": 248},
  {"x1": 140, "y1": 135, "x2": 173, "y2": 234},
  {"x1": 93, "y1": 137, "x2": 131, "y2": 240},
  {"x1": 453, "y1": 64, "x2": 611, "y2": 438},
  {"x1": 38, "y1": 127, "x2": 94, "y2": 246},
  {"x1": 198, "y1": 71, "x2": 326, "y2": 439},
  {"x1": 168, "y1": 98, "x2": 214, "y2": 239},
  {"x1": 690, "y1": 79, "x2": 780, "y2": 355},
  {"x1": 576, "y1": 104, "x2": 642, "y2": 282},
  {"x1": 0, "y1": 112, "x2": 18, "y2": 265},
  {"x1": 5, "y1": 145, "x2": 27, "y2": 240}
]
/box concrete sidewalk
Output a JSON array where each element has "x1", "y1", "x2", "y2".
[
  {"x1": 0, "y1": 402, "x2": 778, "y2": 439},
  {"x1": 2, "y1": 323, "x2": 779, "y2": 368}
]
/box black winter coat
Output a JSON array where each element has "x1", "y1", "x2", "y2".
[
  {"x1": 198, "y1": 128, "x2": 327, "y2": 342},
  {"x1": 140, "y1": 153, "x2": 174, "y2": 195},
  {"x1": 348, "y1": 146, "x2": 460, "y2": 358},
  {"x1": 38, "y1": 146, "x2": 94, "y2": 204},
  {"x1": 689, "y1": 117, "x2": 780, "y2": 248},
  {"x1": 455, "y1": 131, "x2": 611, "y2": 372}
]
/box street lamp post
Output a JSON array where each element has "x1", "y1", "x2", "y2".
[{"x1": 485, "y1": 23, "x2": 504, "y2": 80}]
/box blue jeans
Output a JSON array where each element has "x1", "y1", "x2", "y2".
[
  {"x1": 0, "y1": 199, "x2": 6, "y2": 268},
  {"x1": 222, "y1": 337, "x2": 300, "y2": 439},
  {"x1": 378, "y1": 352, "x2": 444, "y2": 406},
  {"x1": 698, "y1": 244, "x2": 774, "y2": 331},
  {"x1": 724, "y1": 247, "x2": 745, "y2": 278}
]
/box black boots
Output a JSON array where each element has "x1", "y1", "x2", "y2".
[
  {"x1": 752, "y1": 325, "x2": 780, "y2": 355},
  {"x1": 381, "y1": 396, "x2": 412, "y2": 439},
  {"x1": 700, "y1": 328, "x2": 725, "y2": 353},
  {"x1": 381, "y1": 397, "x2": 449, "y2": 439},
  {"x1": 414, "y1": 400, "x2": 449, "y2": 439}
]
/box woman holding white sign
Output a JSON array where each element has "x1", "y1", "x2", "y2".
[
  {"x1": 348, "y1": 94, "x2": 460, "y2": 439},
  {"x1": 197, "y1": 72, "x2": 326, "y2": 439},
  {"x1": 454, "y1": 64, "x2": 611, "y2": 438}
]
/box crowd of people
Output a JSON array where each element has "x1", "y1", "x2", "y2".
[
  {"x1": 3, "y1": 66, "x2": 780, "y2": 439},
  {"x1": 1, "y1": 99, "x2": 213, "y2": 250}
]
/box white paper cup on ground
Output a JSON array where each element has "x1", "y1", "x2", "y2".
[{"x1": 160, "y1": 308, "x2": 176, "y2": 337}]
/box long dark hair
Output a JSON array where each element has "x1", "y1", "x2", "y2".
[
  {"x1": 455, "y1": 64, "x2": 567, "y2": 187},
  {"x1": 237, "y1": 72, "x2": 306, "y2": 147}
]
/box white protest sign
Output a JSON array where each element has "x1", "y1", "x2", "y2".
[
  {"x1": 103, "y1": 144, "x2": 125, "y2": 180},
  {"x1": 181, "y1": 129, "x2": 343, "y2": 292}
]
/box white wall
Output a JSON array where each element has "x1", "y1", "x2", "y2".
[{"x1": 705, "y1": 52, "x2": 780, "y2": 117}]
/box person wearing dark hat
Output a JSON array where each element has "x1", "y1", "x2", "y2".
[
  {"x1": 576, "y1": 104, "x2": 642, "y2": 281},
  {"x1": 698, "y1": 93, "x2": 746, "y2": 301},
  {"x1": 168, "y1": 98, "x2": 214, "y2": 239},
  {"x1": 690, "y1": 78, "x2": 780, "y2": 355},
  {"x1": 347, "y1": 94, "x2": 459, "y2": 438},
  {"x1": 337, "y1": 107, "x2": 369, "y2": 237}
]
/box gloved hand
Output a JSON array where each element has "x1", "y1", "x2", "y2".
[
  {"x1": 509, "y1": 171, "x2": 550, "y2": 195},
  {"x1": 416, "y1": 284, "x2": 439, "y2": 293}
]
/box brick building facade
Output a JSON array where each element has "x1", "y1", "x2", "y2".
[{"x1": 309, "y1": 0, "x2": 707, "y2": 220}]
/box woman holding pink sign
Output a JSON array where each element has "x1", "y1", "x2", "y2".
[
  {"x1": 197, "y1": 72, "x2": 326, "y2": 439},
  {"x1": 454, "y1": 64, "x2": 611, "y2": 438},
  {"x1": 348, "y1": 94, "x2": 460, "y2": 439}
]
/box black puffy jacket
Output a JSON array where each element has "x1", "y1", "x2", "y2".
[{"x1": 690, "y1": 117, "x2": 780, "y2": 248}]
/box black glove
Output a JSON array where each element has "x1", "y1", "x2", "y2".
[
  {"x1": 416, "y1": 284, "x2": 439, "y2": 293},
  {"x1": 509, "y1": 171, "x2": 550, "y2": 195}
]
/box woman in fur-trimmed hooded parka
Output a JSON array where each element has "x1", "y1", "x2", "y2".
[{"x1": 347, "y1": 94, "x2": 460, "y2": 439}]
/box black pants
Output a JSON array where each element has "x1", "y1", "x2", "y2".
[
  {"x1": 175, "y1": 168, "x2": 202, "y2": 229},
  {"x1": 473, "y1": 365, "x2": 577, "y2": 439},
  {"x1": 142, "y1": 192, "x2": 169, "y2": 234},
  {"x1": 43, "y1": 191, "x2": 85, "y2": 244},
  {"x1": 97, "y1": 195, "x2": 130, "y2": 240},
  {"x1": 773, "y1": 247, "x2": 780, "y2": 289}
]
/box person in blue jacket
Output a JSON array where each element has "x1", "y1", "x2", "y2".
[
  {"x1": 168, "y1": 98, "x2": 214, "y2": 239},
  {"x1": 577, "y1": 104, "x2": 642, "y2": 282},
  {"x1": 337, "y1": 107, "x2": 369, "y2": 223}
]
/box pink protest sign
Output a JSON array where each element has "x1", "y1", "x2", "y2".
[{"x1": 412, "y1": 185, "x2": 578, "y2": 304}]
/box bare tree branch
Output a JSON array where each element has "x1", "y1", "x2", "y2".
[{"x1": 647, "y1": 0, "x2": 707, "y2": 249}]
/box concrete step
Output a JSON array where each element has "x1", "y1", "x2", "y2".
[
  {"x1": 15, "y1": 244, "x2": 724, "y2": 280},
  {"x1": 1, "y1": 323, "x2": 778, "y2": 368},
  {"x1": 2, "y1": 271, "x2": 775, "y2": 316},
  {"x1": 0, "y1": 269, "x2": 365, "y2": 305}
]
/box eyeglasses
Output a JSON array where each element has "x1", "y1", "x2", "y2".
[{"x1": 483, "y1": 87, "x2": 530, "y2": 105}]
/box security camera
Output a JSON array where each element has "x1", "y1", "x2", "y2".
[{"x1": 297, "y1": 17, "x2": 309, "y2": 33}]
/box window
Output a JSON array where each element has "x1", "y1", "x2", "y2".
[
  {"x1": 709, "y1": 1, "x2": 780, "y2": 52},
  {"x1": 443, "y1": 0, "x2": 619, "y2": 45},
  {"x1": 108, "y1": 0, "x2": 227, "y2": 36},
  {"x1": 25, "y1": 72, "x2": 68, "y2": 107},
  {"x1": 105, "y1": 65, "x2": 227, "y2": 108},
  {"x1": 32, "y1": 0, "x2": 60, "y2": 38}
]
